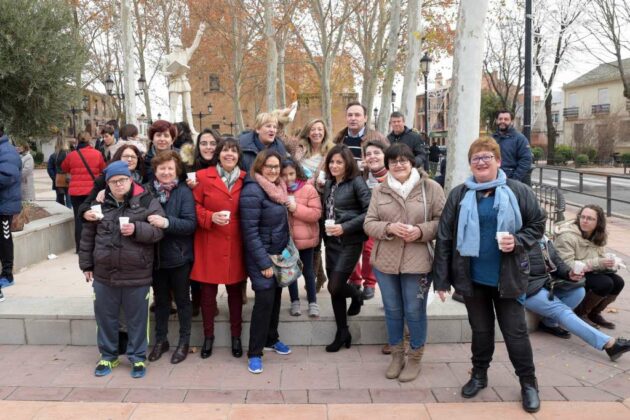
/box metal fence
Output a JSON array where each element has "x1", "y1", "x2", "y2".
[{"x1": 531, "y1": 183, "x2": 565, "y2": 236}]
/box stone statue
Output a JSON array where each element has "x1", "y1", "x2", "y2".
[{"x1": 163, "y1": 22, "x2": 206, "y2": 134}]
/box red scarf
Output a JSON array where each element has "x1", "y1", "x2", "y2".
[{"x1": 254, "y1": 173, "x2": 288, "y2": 204}]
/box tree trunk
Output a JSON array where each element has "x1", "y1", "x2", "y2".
[
  {"x1": 321, "y1": 57, "x2": 333, "y2": 132},
  {"x1": 544, "y1": 92, "x2": 556, "y2": 164},
  {"x1": 400, "y1": 0, "x2": 424, "y2": 125},
  {"x1": 445, "y1": 0, "x2": 489, "y2": 192},
  {"x1": 377, "y1": 0, "x2": 401, "y2": 133},
  {"x1": 278, "y1": 42, "x2": 287, "y2": 108},
  {"x1": 132, "y1": 0, "x2": 152, "y2": 122},
  {"x1": 121, "y1": 0, "x2": 136, "y2": 125},
  {"x1": 264, "y1": 0, "x2": 277, "y2": 111}
]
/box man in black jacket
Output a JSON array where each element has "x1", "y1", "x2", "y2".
[{"x1": 386, "y1": 112, "x2": 426, "y2": 169}]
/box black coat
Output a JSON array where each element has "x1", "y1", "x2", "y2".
[
  {"x1": 387, "y1": 127, "x2": 426, "y2": 168},
  {"x1": 432, "y1": 179, "x2": 546, "y2": 299},
  {"x1": 321, "y1": 176, "x2": 372, "y2": 246},
  {"x1": 526, "y1": 239, "x2": 572, "y2": 297},
  {"x1": 146, "y1": 181, "x2": 197, "y2": 269},
  {"x1": 239, "y1": 176, "x2": 290, "y2": 291}
]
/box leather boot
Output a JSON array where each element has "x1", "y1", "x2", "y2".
[
  {"x1": 520, "y1": 376, "x2": 540, "y2": 413},
  {"x1": 347, "y1": 288, "x2": 364, "y2": 316},
  {"x1": 326, "y1": 327, "x2": 351, "y2": 352},
  {"x1": 461, "y1": 369, "x2": 487, "y2": 398},
  {"x1": 398, "y1": 346, "x2": 424, "y2": 382},
  {"x1": 200, "y1": 336, "x2": 214, "y2": 359},
  {"x1": 148, "y1": 340, "x2": 169, "y2": 362},
  {"x1": 385, "y1": 343, "x2": 406, "y2": 379},
  {"x1": 588, "y1": 294, "x2": 617, "y2": 329},
  {"x1": 574, "y1": 291, "x2": 604, "y2": 328},
  {"x1": 231, "y1": 336, "x2": 243, "y2": 358},
  {"x1": 314, "y1": 251, "x2": 327, "y2": 293},
  {"x1": 170, "y1": 341, "x2": 189, "y2": 364}
]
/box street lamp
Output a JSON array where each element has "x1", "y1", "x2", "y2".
[
  {"x1": 391, "y1": 91, "x2": 397, "y2": 112},
  {"x1": 222, "y1": 116, "x2": 235, "y2": 136},
  {"x1": 104, "y1": 74, "x2": 146, "y2": 99},
  {"x1": 420, "y1": 52, "x2": 432, "y2": 135},
  {"x1": 157, "y1": 113, "x2": 162, "y2": 120},
  {"x1": 373, "y1": 107, "x2": 379, "y2": 130},
  {"x1": 197, "y1": 102, "x2": 213, "y2": 131}
]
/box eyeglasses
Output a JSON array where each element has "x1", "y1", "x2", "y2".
[
  {"x1": 389, "y1": 159, "x2": 410, "y2": 167},
  {"x1": 263, "y1": 164, "x2": 280, "y2": 171},
  {"x1": 108, "y1": 178, "x2": 130, "y2": 186},
  {"x1": 121, "y1": 154, "x2": 138, "y2": 160},
  {"x1": 470, "y1": 155, "x2": 495, "y2": 165},
  {"x1": 580, "y1": 215, "x2": 597, "y2": 222}
]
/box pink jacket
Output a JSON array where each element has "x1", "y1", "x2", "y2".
[{"x1": 289, "y1": 183, "x2": 322, "y2": 250}]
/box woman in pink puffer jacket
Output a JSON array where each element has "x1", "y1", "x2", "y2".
[{"x1": 282, "y1": 159, "x2": 322, "y2": 318}]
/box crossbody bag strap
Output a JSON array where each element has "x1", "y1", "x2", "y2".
[
  {"x1": 77, "y1": 149, "x2": 96, "y2": 181},
  {"x1": 422, "y1": 180, "x2": 435, "y2": 259}
]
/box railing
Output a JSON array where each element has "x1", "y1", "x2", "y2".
[
  {"x1": 531, "y1": 183, "x2": 565, "y2": 235},
  {"x1": 536, "y1": 165, "x2": 630, "y2": 216},
  {"x1": 592, "y1": 103, "x2": 610, "y2": 115},
  {"x1": 563, "y1": 107, "x2": 579, "y2": 118}
]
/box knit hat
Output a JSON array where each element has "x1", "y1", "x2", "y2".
[{"x1": 105, "y1": 160, "x2": 131, "y2": 181}]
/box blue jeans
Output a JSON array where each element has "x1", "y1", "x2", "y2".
[
  {"x1": 373, "y1": 268, "x2": 428, "y2": 349},
  {"x1": 288, "y1": 248, "x2": 317, "y2": 304},
  {"x1": 525, "y1": 287, "x2": 611, "y2": 350}
]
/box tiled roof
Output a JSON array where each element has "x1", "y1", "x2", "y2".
[{"x1": 564, "y1": 58, "x2": 630, "y2": 88}]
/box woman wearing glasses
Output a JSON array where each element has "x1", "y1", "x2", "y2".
[
  {"x1": 554, "y1": 204, "x2": 625, "y2": 329},
  {"x1": 433, "y1": 137, "x2": 546, "y2": 413}
]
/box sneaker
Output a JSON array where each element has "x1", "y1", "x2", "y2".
[
  {"x1": 94, "y1": 359, "x2": 119, "y2": 377},
  {"x1": 362, "y1": 286, "x2": 375, "y2": 300},
  {"x1": 248, "y1": 356, "x2": 263, "y2": 374},
  {"x1": 0, "y1": 276, "x2": 14, "y2": 288},
  {"x1": 308, "y1": 302, "x2": 320, "y2": 317},
  {"x1": 131, "y1": 361, "x2": 146, "y2": 378},
  {"x1": 264, "y1": 341, "x2": 291, "y2": 355},
  {"x1": 605, "y1": 337, "x2": 630, "y2": 361},
  {"x1": 290, "y1": 300, "x2": 301, "y2": 316}
]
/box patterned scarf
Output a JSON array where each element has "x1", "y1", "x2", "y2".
[
  {"x1": 325, "y1": 182, "x2": 339, "y2": 220},
  {"x1": 153, "y1": 180, "x2": 178, "y2": 204},
  {"x1": 254, "y1": 173, "x2": 288, "y2": 204},
  {"x1": 217, "y1": 164, "x2": 240, "y2": 191},
  {"x1": 287, "y1": 179, "x2": 305, "y2": 193}
]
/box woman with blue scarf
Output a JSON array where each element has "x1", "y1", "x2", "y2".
[{"x1": 433, "y1": 137, "x2": 546, "y2": 413}]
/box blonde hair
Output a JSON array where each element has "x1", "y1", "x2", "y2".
[
  {"x1": 254, "y1": 112, "x2": 279, "y2": 130},
  {"x1": 298, "y1": 118, "x2": 333, "y2": 158}
]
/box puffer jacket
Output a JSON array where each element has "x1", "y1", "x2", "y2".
[
  {"x1": 526, "y1": 238, "x2": 572, "y2": 297},
  {"x1": 432, "y1": 179, "x2": 546, "y2": 299},
  {"x1": 239, "y1": 131, "x2": 288, "y2": 173},
  {"x1": 492, "y1": 127, "x2": 532, "y2": 182},
  {"x1": 288, "y1": 182, "x2": 321, "y2": 250},
  {"x1": 239, "y1": 176, "x2": 290, "y2": 291},
  {"x1": 61, "y1": 144, "x2": 106, "y2": 196},
  {"x1": 364, "y1": 170, "x2": 445, "y2": 274},
  {"x1": 387, "y1": 127, "x2": 426, "y2": 168},
  {"x1": 143, "y1": 145, "x2": 180, "y2": 183},
  {"x1": 321, "y1": 176, "x2": 372, "y2": 246},
  {"x1": 554, "y1": 220, "x2": 607, "y2": 272},
  {"x1": 146, "y1": 181, "x2": 196, "y2": 269},
  {"x1": 79, "y1": 183, "x2": 165, "y2": 287},
  {"x1": 0, "y1": 135, "x2": 22, "y2": 215}
]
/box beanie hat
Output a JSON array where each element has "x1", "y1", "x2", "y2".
[{"x1": 105, "y1": 160, "x2": 131, "y2": 181}]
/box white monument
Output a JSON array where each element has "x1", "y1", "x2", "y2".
[{"x1": 163, "y1": 22, "x2": 206, "y2": 134}]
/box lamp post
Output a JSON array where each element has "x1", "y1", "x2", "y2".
[
  {"x1": 420, "y1": 52, "x2": 432, "y2": 136},
  {"x1": 391, "y1": 91, "x2": 397, "y2": 112},
  {"x1": 197, "y1": 102, "x2": 213, "y2": 131},
  {"x1": 373, "y1": 107, "x2": 379, "y2": 130},
  {"x1": 104, "y1": 74, "x2": 146, "y2": 100},
  {"x1": 222, "y1": 116, "x2": 235, "y2": 136}
]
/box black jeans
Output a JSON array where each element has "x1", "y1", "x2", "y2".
[
  {"x1": 585, "y1": 271, "x2": 625, "y2": 296},
  {"x1": 71, "y1": 195, "x2": 88, "y2": 253},
  {"x1": 247, "y1": 286, "x2": 282, "y2": 358},
  {"x1": 153, "y1": 263, "x2": 192, "y2": 343},
  {"x1": 0, "y1": 215, "x2": 14, "y2": 279},
  {"x1": 464, "y1": 283, "x2": 536, "y2": 379}
]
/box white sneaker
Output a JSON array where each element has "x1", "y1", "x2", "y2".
[
  {"x1": 290, "y1": 300, "x2": 301, "y2": 316},
  {"x1": 308, "y1": 302, "x2": 320, "y2": 318}
]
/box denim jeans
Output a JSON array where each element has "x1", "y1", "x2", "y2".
[
  {"x1": 525, "y1": 287, "x2": 611, "y2": 350},
  {"x1": 373, "y1": 268, "x2": 428, "y2": 349},
  {"x1": 288, "y1": 247, "x2": 317, "y2": 303}
]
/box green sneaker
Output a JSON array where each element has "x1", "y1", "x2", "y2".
[
  {"x1": 131, "y1": 361, "x2": 146, "y2": 378},
  {"x1": 94, "y1": 359, "x2": 119, "y2": 377}
]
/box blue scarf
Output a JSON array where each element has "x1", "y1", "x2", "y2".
[{"x1": 456, "y1": 169, "x2": 522, "y2": 257}]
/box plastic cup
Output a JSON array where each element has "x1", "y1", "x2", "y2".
[
  {"x1": 325, "y1": 219, "x2": 335, "y2": 236},
  {"x1": 496, "y1": 231, "x2": 510, "y2": 251},
  {"x1": 187, "y1": 172, "x2": 196, "y2": 182},
  {"x1": 221, "y1": 210, "x2": 231, "y2": 221},
  {"x1": 288, "y1": 196, "x2": 296, "y2": 204},
  {"x1": 119, "y1": 217, "x2": 130, "y2": 230},
  {"x1": 91, "y1": 204, "x2": 102, "y2": 214},
  {"x1": 605, "y1": 252, "x2": 616, "y2": 260},
  {"x1": 573, "y1": 260, "x2": 586, "y2": 274}
]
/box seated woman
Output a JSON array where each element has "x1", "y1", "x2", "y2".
[
  {"x1": 554, "y1": 204, "x2": 625, "y2": 329},
  {"x1": 79, "y1": 161, "x2": 164, "y2": 379},
  {"x1": 524, "y1": 237, "x2": 630, "y2": 361}
]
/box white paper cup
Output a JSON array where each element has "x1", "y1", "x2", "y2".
[
  {"x1": 288, "y1": 196, "x2": 296, "y2": 204},
  {"x1": 91, "y1": 204, "x2": 102, "y2": 214},
  {"x1": 496, "y1": 231, "x2": 510, "y2": 251},
  {"x1": 325, "y1": 219, "x2": 335, "y2": 236},
  {"x1": 119, "y1": 217, "x2": 130, "y2": 230},
  {"x1": 573, "y1": 261, "x2": 586, "y2": 274},
  {"x1": 187, "y1": 172, "x2": 196, "y2": 182},
  {"x1": 605, "y1": 252, "x2": 616, "y2": 260},
  {"x1": 221, "y1": 210, "x2": 231, "y2": 220}
]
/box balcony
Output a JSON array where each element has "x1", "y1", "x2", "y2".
[
  {"x1": 592, "y1": 103, "x2": 610, "y2": 115},
  {"x1": 563, "y1": 107, "x2": 579, "y2": 119}
]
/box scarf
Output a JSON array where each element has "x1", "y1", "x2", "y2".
[
  {"x1": 287, "y1": 179, "x2": 305, "y2": 193},
  {"x1": 371, "y1": 166, "x2": 389, "y2": 183},
  {"x1": 456, "y1": 169, "x2": 522, "y2": 257},
  {"x1": 131, "y1": 171, "x2": 142, "y2": 184},
  {"x1": 386, "y1": 168, "x2": 420, "y2": 200},
  {"x1": 153, "y1": 180, "x2": 178, "y2": 204},
  {"x1": 326, "y1": 182, "x2": 339, "y2": 220},
  {"x1": 254, "y1": 173, "x2": 288, "y2": 204},
  {"x1": 217, "y1": 164, "x2": 240, "y2": 191}
]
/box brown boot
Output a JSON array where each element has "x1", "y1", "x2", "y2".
[
  {"x1": 574, "y1": 291, "x2": 604, "y2": 329},
  {"x1": 398, "y1": 346, "x2": 424, "y2": 382},
  {"x1": 314, "y1": 251, "x2": 327, "y2": 293},
  {"x1": 385, "y1": 343, "x2": 406, "y2": 379},
  {"x1": 403, "y1": 326, "x2": 410, "y2": 354},
  {"x1": 381, "y1": 343, "x2": 392, "y2": 354},
  {"x1": 588, "y1": 295, "x2": 618, "y2": 329}
]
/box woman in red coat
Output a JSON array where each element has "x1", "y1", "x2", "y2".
[
  {"x1": 61, "y1": 131, "x2": 106, "y2": 252},
  {"x1": 190, "y1": 137, "x2": 247, "y2": 359}
]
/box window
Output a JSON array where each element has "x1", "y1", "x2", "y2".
[
  {"x1": 621, "y1": 120, "x2": 630, "y2": 143},
  {"x1": 598, "y1": 88, "x2": 609, "y2": 104},
  {"x1": 551, "y1": 112, "x2": 559, "y2": 124},
  {"x1": 573, "y1": 123, "x2": 584, "y2": 143},
  {"x1": 211, "y1": 124, "x2": 220, "y2": 130},
  {"x1": 209, "y1": 74, "x2": 220, "y2": 91},
  {"x1": 568, "y1": 93, "x2": 578, "y2": 107}
]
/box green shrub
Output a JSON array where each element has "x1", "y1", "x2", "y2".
[
  {"x1": 621, "y1": 153, "x2": 630, "y2": 165},
  {"x1": 532, "y1": 146, "x2": 544, "y2": 161},
  {"x1": 575, "y1": 154, "x2": 589, "y2": 167},
  {"x1": 34, "y1": 151, "x2": 44, "y2": 165},
  {"x1": 554, "y1": 145, "x2": 574, "y2": 164}
]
